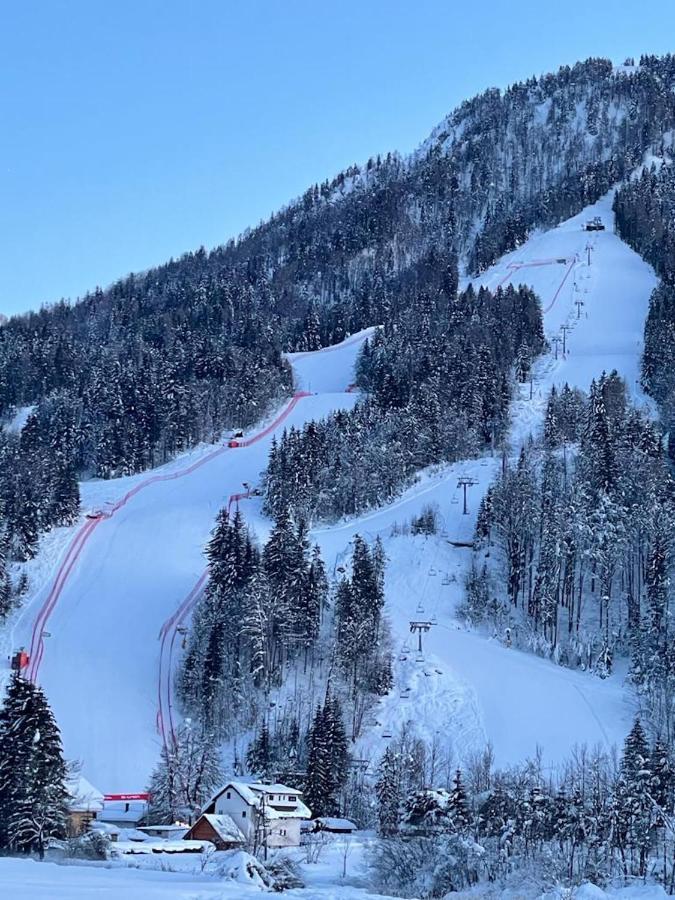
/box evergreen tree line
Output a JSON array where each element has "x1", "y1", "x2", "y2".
[
  {"x1": 2, "y1": 56, "x2": 673, "y2": 584},
  {"x1": 372, "y1": 719, "x2": 675, "y2": 897},
  {"x1": 264, "y1": 277, "x2": 545, "y2": 523},
  {"x1": 0, "y1": 400, "x2": 81, "y2": 619},
  {"x1": 468, "y1": 375, "x2": 674, "y2": 710},
  {"x1": 0, "y1": 674, "x2": 69, "y2": 858},
  {"x1": 178, "y1": 507, "x2": 391, "y2": 740},
  {"x1": 246, "y1": 691, "x2": 351, "y2": 820}
]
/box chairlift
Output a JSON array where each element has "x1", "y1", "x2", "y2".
[
  {"x1": 451, "y1": 497, "x2": 459, "y2": 504},
  {"x1": 399, "y1": 655, "x2": 408, "y2": 662},
  {"x1": 416, "y1": 602, "x2": 424, "y2": 614},
  {"x1": 431, "y1": 615, "x2": 438, "y2": 625},
  {"x1": 428, "y1": 567, "x2": 437, "y2": 576},
  {"x1": 402, "y1": 642, "x2": 411, "y2": 653},
  {"x1": 440, "y1": 529, "x2": 448, "y2": 538},
  {"x1": 416, "y1": 654, "x2": 424, "y2": 663},
  {"x1": 441, "y1": 574, "x2": 451, "y2": 585},
  {"x1": 423, "y1": 671, "x2": 432, "y2": 677}
]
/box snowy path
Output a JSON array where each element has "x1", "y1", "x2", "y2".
[{"x1": 6, "y1": 330, "x2": 374, "y2": 792}]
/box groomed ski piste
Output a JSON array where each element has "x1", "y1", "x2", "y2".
[{"x1": 0, "y1": 191, "x2": 659, "y2": 807}]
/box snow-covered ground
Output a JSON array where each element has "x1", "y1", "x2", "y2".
[
  {"x1": 0, "y1": 193, "x2": 658, "y2": 822},
  {"x1": 0, "y1": 849, "x2": 669, "y2": 899},
  {"x1": 471, "y1": 191, "x2": 657, "y2": 447},
  {"x1": 0, "y1": 837, "x2": 393, "y2": 900},
  {"x1": 3, "y1": 332, "x2": 373, "y2": 793}
]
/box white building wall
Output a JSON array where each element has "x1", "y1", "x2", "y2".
[{"x1": 214, "y1": 789, "x2": 254, "y2": 840}]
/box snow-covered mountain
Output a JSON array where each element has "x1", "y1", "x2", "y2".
[
  {"x1": 2, "y1": 187, "x2": 657, "y2": 793},
  {"x1": 3, "y1": 53, "x2": 675, "y2": 898}
]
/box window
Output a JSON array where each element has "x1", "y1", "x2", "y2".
[
  {"x1": 288, "y1": 795, "x2": 296, "y2": 802},
  {"x1": 242, "y1": 811, "x2": 246, "y2": 819},
  {"x1": 226, "y1": 792, "x2": 231, "y2": 799}
]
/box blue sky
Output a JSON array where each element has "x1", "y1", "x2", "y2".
[{"x1": 1, "y1": 1, "x2": 674, "y2": 315}]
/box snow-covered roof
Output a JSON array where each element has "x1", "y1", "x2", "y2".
[
  {"x1": 112, "y1": 839, "x2": 210, "y2": 855},
  {"x1": 198, "y1": 813, "x2": 245, "y2": 843},
  {"x1": 315, "y1": 817, "x2": 358, "y2": 831},
  {"x1": 67, "y1": 775, "x2": 105, "y2": 813},
  {"x1": 206, "y1": 780, "x2": 311, "y2": 818},
  {"x1": 99, "y1": 801, "x2": 147, "y2": 824}
]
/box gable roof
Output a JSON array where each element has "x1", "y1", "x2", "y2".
[
  {"x1": 188, "y1": 813, "x2": 244, "y2": 844},
  {"x1": 67, "y1": 775, "x2": 105, "y2": 813},
  {"x1": 205, "y1": 781, "x2": 311, "y2": 819}
]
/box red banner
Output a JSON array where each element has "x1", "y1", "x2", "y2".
[{"x1": 103, "y1": 793, "x2": 150, "y2": 802}]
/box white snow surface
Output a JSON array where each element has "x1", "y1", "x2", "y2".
[
  {"x1": 0, "y1": 192, "x2": 658, "y2": 799},
  {"x1": 3, "y1": 332, "x2": 369, "y2": 793}
]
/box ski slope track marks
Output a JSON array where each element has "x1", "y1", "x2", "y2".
[{"x1": 7, "y1": 329, "x2": 374, "y2": 792}]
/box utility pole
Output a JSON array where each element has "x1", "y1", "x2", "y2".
[
  {"x1": 409, "y1": 621, "x2": 432, "y2": 655},
  {"x1": 560, "y1": 325, "x2": 570, "y2": 356},
  {"x1": 550, "y1": 335, "x2": 562, "y2": 360},
  {"x1": 586, "y1": 243, "x2": 593, "y2": 266},
  {"x1": 457, "y1": 476, "x2": 478, "y2": 515},
  {"x1": 575, "y1": 298, "x2": 584, "y2": 319}
]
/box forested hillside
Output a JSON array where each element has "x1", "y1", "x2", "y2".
[{"x1": 0, "y1": 55, "x2": 673, "y2": 574}]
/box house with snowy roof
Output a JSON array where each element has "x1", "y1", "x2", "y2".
[
  {"x1": 66, "y1": 775, "x2": 105, "y2": 836},
  {"x1": 201, "y1": 781, "x2": 311, "y2": 849},
  {"x1": 183, "y1": 813, "x2": 245, "y2": 850}
]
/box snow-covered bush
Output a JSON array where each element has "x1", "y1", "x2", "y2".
[
  {"x1": 370, "y1": 833, "x2": 484, "y2": 897},
  {"x1": 65, "y1": 829, "x2": 110, "y2": 860}
]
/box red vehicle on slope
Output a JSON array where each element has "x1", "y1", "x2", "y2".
[{"x1": 11, "y1": 649, "x2": 29, "y2": 672}]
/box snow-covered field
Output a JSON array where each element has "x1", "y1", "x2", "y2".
[{"x1": 0, "y1": 851, "x2": 669, "y2": 899}]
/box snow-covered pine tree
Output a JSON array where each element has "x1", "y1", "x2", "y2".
[
  {"x1": 0, "y1": 673, "x2": 69, "y2": 857},
  {"x1": 375, "y1": 746, "x2": 402, "y2": 837}
]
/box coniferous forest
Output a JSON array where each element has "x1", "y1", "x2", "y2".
[{"x1": 5, "y1": 53, "x2": 675, "y2": 898}]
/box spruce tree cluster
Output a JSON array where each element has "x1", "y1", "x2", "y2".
[
  {"x1": 178, "y1": 508, "x2": 328, "y2": 735},
  {"x1": 264, "y1": 280, "x2": 545, "y2": 523},
  {"x1": 471, "y1": 373, "x2": 672, "y2": 695},
  {"x1": 0, "y1": 674, "x2": 69, "y2": 858}
]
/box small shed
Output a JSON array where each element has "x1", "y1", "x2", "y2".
[
  {"x1": 183, "y1": 813, "x2": 245, "y2": 851},
  {"x1": 303, "y1": 816, "x2": 358, "y2": 835}
]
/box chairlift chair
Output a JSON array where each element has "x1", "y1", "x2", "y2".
[
  {"x1": 416, "y1": 602, "x2": 424, "y2": 614},
  {"x1": 428, "y1": 567, "x2": 437, "y2": 576}
]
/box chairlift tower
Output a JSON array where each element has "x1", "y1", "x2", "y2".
[
  {"x1": 409, "y1": 620, "x2": 432, "y2": 656},
  {"x1": 456, "y1": 476, "x2": 478, "y2": 515}
]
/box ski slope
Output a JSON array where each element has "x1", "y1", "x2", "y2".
[
  {"x1": 1, "y1": 192, "x2": 658, "y2": 791},
  {"x1": 307, "y1": 192, "x2": 656, "y2": 769},
  {"x1": 472, "y1": 191, "x2": 658, "y2": 447},
  {"x1": 5, "y1": 330, "x2": 374, "y2": 793}
]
